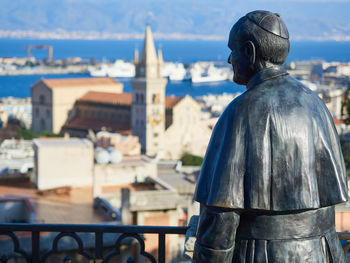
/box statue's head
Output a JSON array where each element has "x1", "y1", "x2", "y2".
[{"x1": 228, "y1": 10, "x2": 290, "y2": 85}]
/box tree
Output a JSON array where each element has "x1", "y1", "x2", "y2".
[
  {"x1": 16, "y1": 128, "x2": 63, "y2": 140},
  {"x1": 180, "y1": 152, "x2": 203, "y2": 166},
  {"x1": 16, "y1": 128, "x2": 37, "y2": 140}
]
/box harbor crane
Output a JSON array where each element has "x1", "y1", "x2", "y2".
[{"x1": 26, "y1": 45, "x2": 53, "y2": 62}]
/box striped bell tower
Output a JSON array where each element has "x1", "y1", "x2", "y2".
[{"x1": 131, "y1": 25, "x2": 167, "y2": 156}]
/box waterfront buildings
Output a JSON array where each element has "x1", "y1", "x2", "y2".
[
  {"x1": 196, "y1": 93, "x2": 241, "y2": 118},
  {"x1": 33, "y1": 138, "x2": 94, "y2": 190},
  {"x1": 0, "y1": 97, "x2": 31, "y2": 129}
]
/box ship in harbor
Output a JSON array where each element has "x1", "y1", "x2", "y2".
[
  {"x1": 89, "y1": 60, "x2": 232, "y2": 84},
  {"x1": 162, "y1": 62, "x2": 190, "y2": 82},
  {"x1": 89, "y1": 60, "x2": 135, "y2": 78},
  {"x1": 190, "y1": 63, "x2": 231, "y2": 84}
]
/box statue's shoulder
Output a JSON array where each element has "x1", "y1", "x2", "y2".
[
  {"x1": 245, "y1": 74, "x2": 319, "y2": 104},
  {"x1": 218, "y1": 74, "x2": 326, "y2": 128}
]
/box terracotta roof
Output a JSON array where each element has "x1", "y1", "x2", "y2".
[
  {"x1": 78, "y1": 91, "x2": 182, "y2": 109},
  {"x1": 165, "y1": 96, "x2": 182, "y2": 109},
  {"x1": 63, "y1": 116, "x2": 131, "y2": 135},
  {"x1": 79, "y1": 91, "x2": 132, "y2": 105},
  {"x1": 41, "y1": 77, "x2": 120, "y2": 89}
]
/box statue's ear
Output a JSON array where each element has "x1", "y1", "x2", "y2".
[{"x1": 243, "y1": 41, "x2": 256, "y2": 65}]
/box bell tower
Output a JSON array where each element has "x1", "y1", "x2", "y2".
[{"x1": 131, "y1": 25, "x2": 167, "y2": 156}]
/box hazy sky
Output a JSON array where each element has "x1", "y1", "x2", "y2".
[{"x1": 0, "y1": 0, "x2": 349, "y2": 40}]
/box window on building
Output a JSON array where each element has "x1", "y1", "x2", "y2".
[
  {"x1": 35, "y1": 108, "x2": 39, "y2": 116},
  {"x1": 152, "y1": 93, "x2": 160, "y2": 103},
  {"x1": 39, "y1": 95, "x2": 45, "y2": 105},
  {"x1": 40, "y1": 118, "x2": 46, "y2": 130},
  {"x1": 46, "y1": 109, "x2": 50, "y2": 118},
  {"x1": 136, "y1": 94, "x2": 139, "y2": 104},
  {"x1": 140, "y1": 94, "x2": 144, "y2": 104}
]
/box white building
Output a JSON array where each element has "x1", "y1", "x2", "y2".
[{"x1": 33, "y1": 138, "x2": 94, "y2": 190}]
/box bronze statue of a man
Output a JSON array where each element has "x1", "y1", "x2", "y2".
[{"x1": 193, "y1": 10, "x2": 348, "y2": 262}]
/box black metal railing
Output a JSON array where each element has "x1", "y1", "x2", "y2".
[
  {"x1": 1, "y1": 223, "x2": 350, "y2": 262},
  {"x1": 0, "y1": 223, "x2": 188, "y2": 263}
]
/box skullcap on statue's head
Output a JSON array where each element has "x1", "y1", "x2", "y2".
[
  {"x1": 246, "y1": 10, "x2": 289, "y2": 39},
  {"x1": 229, "y1": 10, "x2": 290, "y2": 65}
]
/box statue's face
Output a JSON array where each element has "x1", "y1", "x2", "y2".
[{"x1": 227, "y1": 24, "x2": 254, "y2": 85}]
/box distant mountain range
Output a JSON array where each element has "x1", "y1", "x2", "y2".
[{"x1": 1, "y1": 0, "x2": 350, "y2": 41}]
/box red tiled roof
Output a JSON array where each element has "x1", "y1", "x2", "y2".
[
  {"x1": 63, "y1": 116, "x2": 131, "y2": 135},
  {"x1": 79, "y1": 91, "x2": 132, "y2": 105},
  {"x1": 165, "y1": 96, "x2": 182, "y2": 109},
  {"x1": 78, "y1": 91, "x2": 182, "y2": 108},
  {"x1": 41, "y1": 77, "x2": 120, "y2": 89}
]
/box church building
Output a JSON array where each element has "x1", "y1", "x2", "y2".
[{"x1": 31, "y1": 26, "x2": 211, "y2": 159}]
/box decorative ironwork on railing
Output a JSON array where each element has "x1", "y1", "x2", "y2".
[
  {"x1": 1, "y1": 223, "x2": 350, "y2": 262},
  {"x1": 0, "y1": 223, "x2": 188, "y2": 263}
]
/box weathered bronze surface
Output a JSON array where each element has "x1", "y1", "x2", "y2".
[{"x1": 193, "y1": 10, "x2": 348, "y2": 262}]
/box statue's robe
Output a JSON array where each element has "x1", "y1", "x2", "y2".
[{"x1": 194, "y1": 67, "x2": 348, "y2": 262}]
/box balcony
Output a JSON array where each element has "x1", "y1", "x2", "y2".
[
  {"x1": 0, "y1": 223, "x2": 188, "y2": 262},
  {"x1": 1, "y1": 223, "x2": 350, "y2": 262}
]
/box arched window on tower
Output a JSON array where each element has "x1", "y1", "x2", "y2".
[{"x1": 39, "y1": 95, "x2": 45, "y2": 105}]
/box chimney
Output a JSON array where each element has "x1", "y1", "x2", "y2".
[{"x1": 121, "y1": 188, "x2": 131, "y2": 225}]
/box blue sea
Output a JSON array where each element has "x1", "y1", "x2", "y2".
[
  {"x1": 0, "y1": 74, "x2": 245, "y2": 98},
  {"x1": 0, "y1": 39, "x2": 349, "y2": 98}
]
